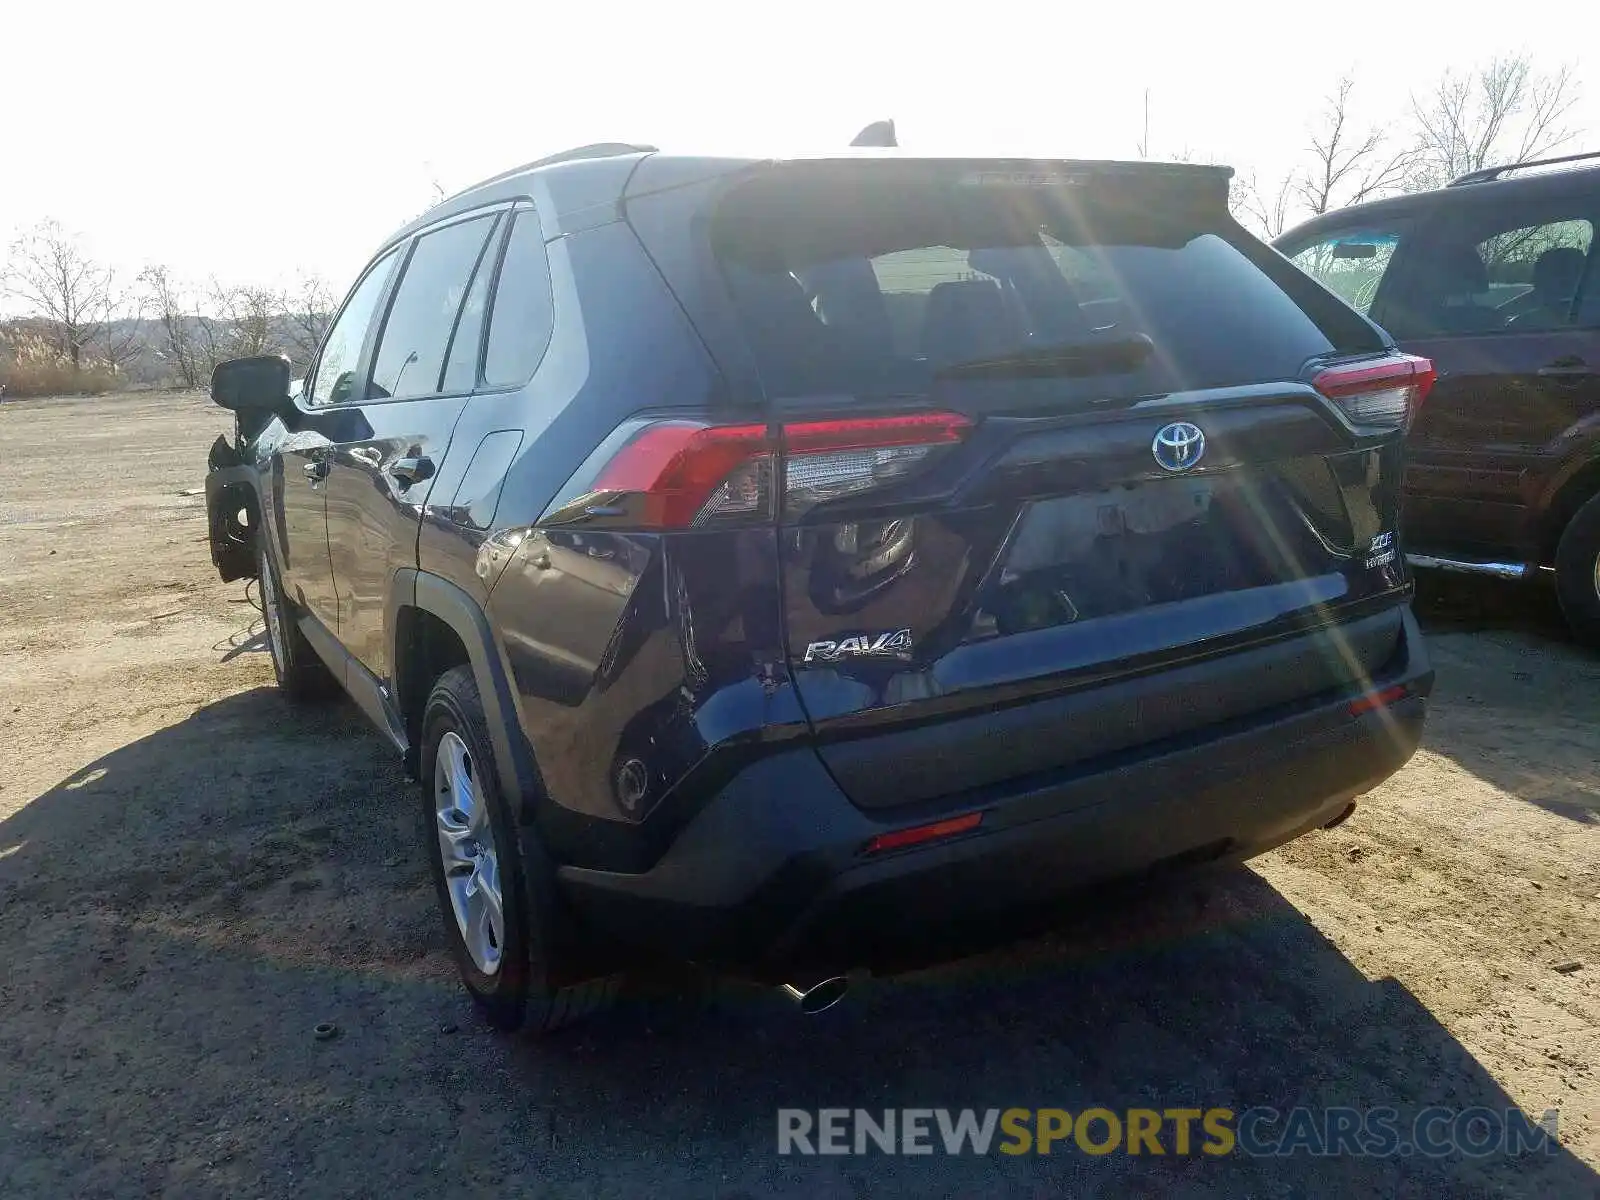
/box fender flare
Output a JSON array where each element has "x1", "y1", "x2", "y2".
[
  {"x1": 1533, "y1": 447, "x2": 1600, "y2": 558},
  {"x1": 388, "y1": 568, "x2": 543, "y2": 821}
]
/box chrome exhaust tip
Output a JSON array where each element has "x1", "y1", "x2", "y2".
[{"x1": 780, "y1": 976, "x2": 851, "y2": 1015}]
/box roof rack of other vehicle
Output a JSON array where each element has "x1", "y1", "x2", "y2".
[{"x1": 1447, "y1": 149, "x2": 1600, "y2": 187}]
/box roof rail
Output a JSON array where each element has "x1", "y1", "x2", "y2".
[
  {"x1": 445, "y1": 142, "x2": 657, "y2": 203},
  {"x1": 1447, "y1": 149, "x2": 1600, "y2": 187}
]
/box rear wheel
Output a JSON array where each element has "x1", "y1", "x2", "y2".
[
  {"x1": 1554, "y1": 492, "x2": 1600, "y2": 652},
  {"x1": 258, "y1": 545, "x2": 336, "y2": 701},
  {"x1": 420, "y1": 665, "x2": 618, "y2": 1033}
]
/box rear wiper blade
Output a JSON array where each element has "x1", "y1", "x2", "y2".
[{"x1": 936, "y1": 333, "x2": 1154, "y2": 380}]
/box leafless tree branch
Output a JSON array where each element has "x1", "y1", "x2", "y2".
[
  {"x1": 1, "y1": 220, "x2": 120, "y2": 369},
  {"x1": 1294, "y1": 76, "x2": 1413, "y2": 216},
  {"x1": 1233, "y1": 170, "x2": 1297, "y2": 240},
  {"x1": 138, "y1": 265, "x2": 206, "y2": 389},
  {"x1": 281, "y1": 274, "x2": 334, "y2": 371},
  {"x1": 1410, "y1": 55, "x2": 1579, "y2": 187}
]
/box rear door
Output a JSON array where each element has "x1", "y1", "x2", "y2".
[
  {"x1": 699, "y1": 160, "x2": 1408, "y2": 809},
  {"x1": 1371, "y1": 199, "x2": 1600, "y2": 559},
  {"x1": 323, "y1": 211, "x2": 504, "y2": 684}
]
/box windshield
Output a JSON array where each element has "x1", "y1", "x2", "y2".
[{"x1": 712, "y1": 166, "x2": 1357, "y2": 403}]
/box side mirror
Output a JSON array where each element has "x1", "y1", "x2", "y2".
[{"x1": 211, "y1": 354, "x2": 293, "y2": 417}]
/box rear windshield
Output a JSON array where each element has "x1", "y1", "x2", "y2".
[{"x1": 711, "y1": 164, "x2": 1373, "y2": 402}]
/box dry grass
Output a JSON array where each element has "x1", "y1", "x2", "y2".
[{"x1": 0, "y1": 330, "x2": 122, "y2": 397}]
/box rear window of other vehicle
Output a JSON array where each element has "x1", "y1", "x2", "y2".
[{"x1": 710, "y1": 164, "x2": 1376, "y2": 403}]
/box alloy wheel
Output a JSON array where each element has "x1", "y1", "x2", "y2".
[{"x1": 434, "y1": 731, "x2": 504, "y2": 975}]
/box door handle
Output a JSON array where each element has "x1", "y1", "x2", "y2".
[
  {"x1": 388, "y1": 456, "x2": 436, "y2": 488},
  {"x1": 303, "y1": 460, "x2": 330, "y2": 482}
]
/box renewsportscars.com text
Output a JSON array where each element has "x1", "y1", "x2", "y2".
[{"x1": 776, "y1": 1106, "x2": 1560, "y2": 1158}]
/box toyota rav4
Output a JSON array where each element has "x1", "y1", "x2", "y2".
[{"x1": 206, "y1": 145, "x2": 1434, "y2": 1031}]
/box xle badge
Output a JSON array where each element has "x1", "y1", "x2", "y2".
[
  {"x1": 1365, "y1": 531, "x2": 1398, "y2": 570},
  {"x1": 803, "y1": 628, "x2": 914, "y2": 663}
]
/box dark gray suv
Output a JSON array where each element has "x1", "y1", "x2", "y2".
[{"x1": 206, "y1": 145, "x2": 1434, "y2": 1031}]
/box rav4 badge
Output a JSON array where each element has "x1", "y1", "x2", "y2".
[{"x1": 803, "y1": 628, "x2": 914, "y2": 663}]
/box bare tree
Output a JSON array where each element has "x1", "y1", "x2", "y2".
[
  {"x1": 1232, "y1": 171, "x2": 1297, "y2": 240},
  {"x1": 220, "y1": 286, "x2": 284, "y2": 358},
  {"x1": 280, "y1": 274, "x2": 335, "y2": 370},
  {"x1": 1410, "y1": 56, "x2": 1579, "y2": 188},
  {"x1": 182, "y1": 283, "x2": 286, "y2": 372},
  {"x1": 1297, "y1": 77, "x2": 1413, "y2": 216},
  {"x1": 139, "y1": 265, "x2": 207, "y2": 388},
  {"x1": 1, "y1": 220, "x2": 122, "y2": 368}
]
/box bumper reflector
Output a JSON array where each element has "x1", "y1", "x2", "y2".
[
  {"x1": 863, "y1": 812, "x2": 984, "y2": 855},
  {"x1": 1347, "y1": 684, "x2": 1409, "y2": 717}
]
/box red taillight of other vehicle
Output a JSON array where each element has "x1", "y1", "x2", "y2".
[
  {"x1": 541, "y1": 412, "x2": 973, "y2": 530},
  {"x1": 1312, "y1": 354, "x2": 1436, "y2": 430}
]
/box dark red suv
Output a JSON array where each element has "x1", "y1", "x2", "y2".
[{"x1": 1277, "y1": 151, "x2": 1600, "y2": 649}]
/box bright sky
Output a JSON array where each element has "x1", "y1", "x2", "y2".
[{"x1": 6, "y1": 0, "x2": 1599, "y2": 298}]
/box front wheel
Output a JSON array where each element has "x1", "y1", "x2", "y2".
[
  {"x1": 1555, "y1": 492, "x2": 1600, "y2": 652},
  {"x1": 420, "y1": 665, "x2": 618, "y2": 1033},
  {"x1": 258, "y1": 545, "x2": 337, "y2": 701}
]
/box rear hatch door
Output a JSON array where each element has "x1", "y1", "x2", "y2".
[{"x1": 666, "y1": 158, "x2": 1409, "y2": 808}]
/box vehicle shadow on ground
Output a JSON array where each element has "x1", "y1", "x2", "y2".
[
  {"x1": 0, "y1": 689, "x2": 1594, "y2": 1198},
  {"x1": 1411, "y1": 575, "x2": 1600, "y2": 824}
]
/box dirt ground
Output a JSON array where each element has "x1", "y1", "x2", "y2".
[{"x1": 1, "y1": 389, "x2": 1597, "y2": 1199}]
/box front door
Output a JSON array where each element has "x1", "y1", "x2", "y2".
[
  {"x1": 272, "y1": 249, "x2": 402, "y2": 637},
  {"x1": 267, "y1": 416, "x2": 336, "y2": 630},
  {"x1": 323, "y1": 211, "x2": 503, "y2": 685}
]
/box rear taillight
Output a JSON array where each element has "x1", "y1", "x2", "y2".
[
  {"x1": 541, "y1": 412, "x2": 973, "y2": 530},
  {"x1": 1312, "y1": 354, "x2": 1436, "y2": 430},
  {"x1": 783, "y1": 413, "x2": 970, "y2": 513}
]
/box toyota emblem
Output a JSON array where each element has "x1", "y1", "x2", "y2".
[{"x1": 1152, "y1": 422, "x2": 1206, "y2": 472}]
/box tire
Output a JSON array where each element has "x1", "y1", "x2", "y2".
[
  {"x1": 258, "y1": 544, "x2": 337, "y2": 701},
  {"x1": 420, "y1": 665, "x2": 618, "y2": 1033},
  {"x1": 1554, "y1": 491, "x2": 1600, "y2": 652}
]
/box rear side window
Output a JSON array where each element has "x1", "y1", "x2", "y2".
[
  {"x1": 1285, "y1": 227, "x2": 1408, "y2": 315},
  {"x1": 482, "y1": 211, "x2": 555, "y2": 388},
  {"x1": 439, "y1": 221, "x2": 503, "y2": 393},
  {"x1": 368, "y1": 215, "x2": 499, "y2": 400},
  {"x1": 1474, "y1": 218, "x2": 1592, "y2": 329},
  {"x1": 710, "y1": 164, "x2": 1370, "y2": 402},
  {"x1": 1378, "y1": 209, "x2": 1595, "y2": 338}
]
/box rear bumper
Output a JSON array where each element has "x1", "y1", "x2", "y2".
[{"x1": 558, "y1": 607, "x2": 1433, "y2": 976}]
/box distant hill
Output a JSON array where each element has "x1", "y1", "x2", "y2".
[{"x1": 1, "y1": 314, "x2": 322, "y2": 392}]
